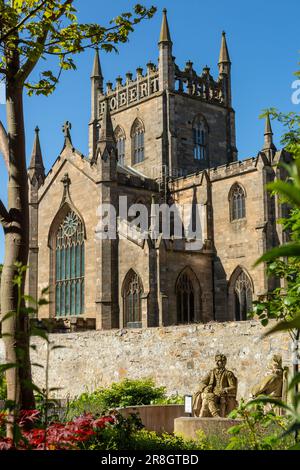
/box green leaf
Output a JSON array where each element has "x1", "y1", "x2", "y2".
[
  {"x1": 267, "y1": 180, "x2": 300, "y2": 207},
  {"x1": 254, "y1": 243, "x2": 300, "y2": 266},
  {"x1": 30, "y1": 326, "x2": 49, "y2": 342},
  {"x1": 23, "y1": 295, "x2": 38, "y2": 305},
  {"x1": 227, "y1": 425, "x2": 242, "y2": 435},
  {"x1": 0, "y1": 363, "x2": 19, "y2": 373},
  {"x1": 0, "y1": 311, "x2": 17, "y2": 322},
  {"x1": 288, "y1": 373, "x2": 300, "y2": 391},
  {"x1": 21, "y1": 379, "x2": 44, "y2": 395},
  {"x1": 262, "y1": 317, "x2": 300, "y2": 336},
  {"x1": 246, "y1": 397, "x2": 291, "y2": 412}
]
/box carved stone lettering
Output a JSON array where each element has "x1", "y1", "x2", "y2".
[
  {"x1": 140, "y1": 82, "x2": 148, "y2": 98},
  {"x1": 119, "y1": 92, "x2": 127, "y2": 107},
  {"x1": 110, "y1": 96, "x2": 117, "y2": 110},
  {"x1": 151, "y1": 77, "x2": 159, "y2": 93},
  {"x1": 129, "y1": 87, "x2": 137, "y2": 103}
]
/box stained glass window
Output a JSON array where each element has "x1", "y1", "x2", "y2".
[
  {"x1": 55, "y1": 211, "x2": 84, "y2": 317},
  {"x1": 230, "y1": 184, "x2": 246, "y2": 221},
  {"x1": 123, "y1": 271, "x2": 143, "y2": 325},
  {"x1": 234, "y1": 271, "x2": 252, "y2": 321},
  {"x1": 193, "y1": 116, "x2": 207, "y2": 161},
  {"x1": 176, "y1": 273, "x2": 195, "y2": 324}
]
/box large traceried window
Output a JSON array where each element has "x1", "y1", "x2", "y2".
[
  {"x1": 176, "y1": 272, "x2": 195, "y2": 324},
  {"x1": 123, "y1": 270, "x2": 143, "y2": 327},
  {"x1": 55, "y1": 211, "x2": 85, "y2": 317},
  {"x1": 193, "y1": 115, "x2": 208, "y2": 161},
  {"x1": 115, "y1": 126, "x2": 126, "y2": 166},
  {"x1": 131, "y1": 119, "x2": 145, "y2": 164},
  {"x1": 234, "y1": 271, "x2": 253, "y2": 321},
  {"x1": 229, "y1": 184, "x2": 246, "y2": 221}
]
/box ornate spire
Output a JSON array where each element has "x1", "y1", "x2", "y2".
[
  {"x1": 28, "y1": 126, "x2": 45, "y2": 185},
  {"x1": 263, "y1": 113, "x2": 277, "y2": 157},
  {"x1": 159, "y1": 8, "x2": 172, "y2": 44},
  {"x1": 94, "y1": 99, "x2": 117, "y2": 179},
  {"x1": 91, "y1": 47, "x2": 103, "y2": 81},
  {"x1": 89, "y1": 48, "x2": 103, "y2": 159},
  {"x1": 99, "y1": 99, "x2": 115, "y2": 143},
  {"x1": 218, "y1": 31, "x2": 231, "y2": 65},
  {"x1": 218, "y1": 31, "x2": 232, "y2": 108},
  {"x1": 265, "y1": 112, "x2": 273, "y2": 137},
  {"x1": 158, "y1": 8, "x2": 174, "y2": 91}
]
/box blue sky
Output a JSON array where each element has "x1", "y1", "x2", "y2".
[{"x1": 0, "y1": 0, "x2": 299, "y2": 262}]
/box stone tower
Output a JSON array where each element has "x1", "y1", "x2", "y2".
[{"x1": 89, "y1": 10, "x2": 238, "y2": 180}]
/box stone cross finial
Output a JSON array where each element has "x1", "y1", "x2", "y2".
[
  {"x1": 63, "y1": 121, "x2": 71, "y2": 138},
  {"x1": 62, "y1": 121, "x2": 73, "y2": 149}
]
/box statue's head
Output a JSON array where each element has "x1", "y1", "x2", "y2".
[
  {"x1": 269, "y1": 354, "x2": 282, "y2": 371},
  {"x1": 215, "y1": 354, "x2": 227, "y2": 369}
]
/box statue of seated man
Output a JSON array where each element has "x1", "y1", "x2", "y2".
[
  {"x1": 251, "y1": 355, "x2": 288, "y2": 401},
  {"x1": 193, "y1": 354, "x2": 238, "y2": 418}
]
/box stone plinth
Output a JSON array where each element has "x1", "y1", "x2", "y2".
[
  {"x1": 118, "y1": 405, "x2": 188, "y2": 434},
  {"x1": 174, "y1": 417, "x2": 241, "y2": 441}
]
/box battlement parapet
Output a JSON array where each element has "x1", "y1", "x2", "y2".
[{"x1": 99, "y1": 63, "x2": 159, "y2": 115}]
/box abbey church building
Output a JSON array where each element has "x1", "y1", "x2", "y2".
[{"x1": 27, "y1": 10, "x2": 289, "y2": 331}]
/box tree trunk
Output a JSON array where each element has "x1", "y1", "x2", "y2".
[{"x1": 0, "y1": 81, "x2": 35, "y2": 413}]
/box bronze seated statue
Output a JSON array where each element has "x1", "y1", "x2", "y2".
[{"x1": 193, "y1": 353, "x2": 238, "y2": 418}]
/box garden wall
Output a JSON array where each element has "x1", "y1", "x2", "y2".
[{"x1": 0, "y1": 321, "x2": 291, "y2": 400}]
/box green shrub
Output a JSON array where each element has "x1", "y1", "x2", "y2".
[
  {"x1": 152, "y1": 393, "x2": 184, "y2": 405},
  {"x1": 227, "y1": 400, "x2": 294, "y2": 450},
  {"x1": 0, "y1": 372, "x2": 6, "y2": 401},
  {"x1": 100, "y1": 429, "x2": 201, "y2": 451},
  {"x1": 67, "y1": 378, "x2": 166, "y2": 420},
  {"x1": 79, "y1": 412, "x2": 209, "y2": 451}
]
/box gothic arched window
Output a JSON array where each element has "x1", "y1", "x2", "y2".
[
  {"x1": 115, "y1": 126, "x2": 126, "y2": 165},
  {"x1": 123, "y1": 270, "x2": 143, "y2": 326},
  {"x1": 176, "y1": 272, "x2": 195, "y2": 324},
  {"x1": 131, "y1": 119, "x2": 145, "y2": 164},
  {"x1": 234, "y1": 271, "x2": 253, "y2": 321},
  {"x1": 55, "y1": 211, "x2": 85, "y2": 317},
  {"x1": 229, "y1": 184, "x2": 246, "y2": 221},
  {"x1": 193, "y1": 116, "x2": 208, "y2": 161}
]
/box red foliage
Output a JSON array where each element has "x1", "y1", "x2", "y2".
[
  {"x1": 0, "y1": 411, "x2": 116, "y2": 451},
  {"x1": 0, "y1": 438, "x2": 14, "y2": 451}
]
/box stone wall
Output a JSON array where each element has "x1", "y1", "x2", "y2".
[{"x1": 0, "y1": 321, "x2": 291, "y2": 400}]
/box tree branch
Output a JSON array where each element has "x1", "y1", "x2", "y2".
[
  {"x1": 0, "y1": 0, "x2": 55, "y2": 43},
  {"x1": 0, "y1": 199, "x2": 10, "y2": 228},
  {"x1": 15, "y1": 0, "x2": 74, "y2": 84},
  {"x1": 16, "y1": 29, "x2": 49, "y2": 84}
]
